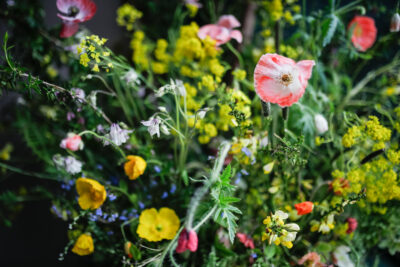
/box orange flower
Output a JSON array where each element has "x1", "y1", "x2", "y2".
[
  {"x1": 348, "y1": 16, "x2": 377, "y2": 52},
  {"x1": 294, "y1": 201, "x2": 314, "y2": 215}
]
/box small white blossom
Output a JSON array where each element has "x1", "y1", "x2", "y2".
[
  {"x1": 160, "y1": 124, "x2": 170, "y2": 135},
  {"x1": 158, "y1": 107, "x2": 168, "y2": 113},
  {"x1": 285, "y1": 223, "x2": 300, "y2": 232},
  {"x1": 64, "y1": 156, "x2": 83, "y2": 174},
  {"x1": 197, "y1": 108, "x2": 210, "y2": 119},
  {"x1": 104, "y1": 123, "x2": 132, "y2": 146},
  {"x1": 123, "y1": 69, "x2": 141, "y2": 86},
  {"x1": 71, "y1": 88, "x2": 85, "y2": 103},
  {"x1": 141, "y1": 116, "x2": 162, "y2": 138},
  {"x1": 333, "y1": 246, "x2": 354, "y2": 267},
  {"x1": 260, "y1": 135, "x2": 269, "y2": 148},
  {"x1": 156, "y1": 79, "x2": 186, "y2": 97},
  {"x1": 314, "y1": 114, "x2": 329, "y2": 134}
]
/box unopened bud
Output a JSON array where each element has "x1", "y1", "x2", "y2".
[{"x1": 390, "y1": 13, "x2": 400, "y2": 32}]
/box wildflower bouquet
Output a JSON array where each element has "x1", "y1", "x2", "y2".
[{"x1": 1, "y1": 0, "x2": 400, "y2": 266}]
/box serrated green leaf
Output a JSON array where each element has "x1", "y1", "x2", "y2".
[
  {"x1": 219, "y1": 196, "x2": 241, "y2": 205},
  {"x1": 220, "y1": 164, "x2": 231, "y2": 183},
  {"x1": 322, "y1": 15, "x2": 339, "y2": 47}
]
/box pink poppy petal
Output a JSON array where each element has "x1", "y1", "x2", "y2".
[
  {"x1": 198, "y1": 24, "x2": 231, "y2": 46},
  {"x1": 218, "y1": 15, "x2": 241, "y2": 29},
  {"x1": 60, "y1": 22, "x2": 79, "y2": 38},
  {"x1": 187, "y1": 230, "x2": 198, "y2": 252},
  {"x1": 230, "y1": 30, "x2": 243, "y2": 43}
]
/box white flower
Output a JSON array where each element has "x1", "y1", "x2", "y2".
[
  {"x1": 64, "y1": 156, "x2": 83, "y2": 174},
  {"x1": 390, "y1": 13, "x2": 400, "y2": 32},
  {"x1": 263, "y1": 162, "x2": 274, "y2": 174},
  {"x1": 160, "y1": 124, "x2": 170, "y2": 135},
  {"x1": 104, "y1": 123, "x2": 132, "y2": 146},
  {"x1": 285, "y1": 223, "x2": 300, "y2": 232},
  {"x1": 273, "y1": 210, "x2": 289, "y2": 220},
  {"x1": 333, "y1": 246, "x2": 354, "y2": 267},
  {"x1": 53, "y1": 155, "x2": 83, "y2": 175},
  {"x1": 71, "y1": 88, "x2": 85, "y2": 103},
  {"x1": 260, "y1": 135, "x2": 269, "y2": 148},
  {"x1": 123, "y1": 69, "x2": 141, "y2": 86},
  {"x1": 314, "y1": 114, "x2": 329, "y2": 134},
  {"x1": 282, "y1": 231, "x2": 297, "y2": 242},
  {"x1": 158, "y1": 107, "x2": 168, "y2": 113},
  {"x1": 141, "y1": 116, "x2": 162, "y2": 138},
  {"x1": 197, "y1": 108, "x2": 210, "y2": 119},
  {"x1": 156, "y1": 79, "x2": 186, "y2": 97}
]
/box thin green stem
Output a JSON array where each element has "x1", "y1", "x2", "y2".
[{"x1": 225, "y1": 42, "x2": 244, "y2": 67}]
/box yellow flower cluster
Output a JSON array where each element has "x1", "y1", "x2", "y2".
[
  {"x1": 130, "y1": 31, "x2": 149, "y2": 70},
  {"x1": 342, "y1": 116, "x2": 390, "y2": 148},
  {"x1": 232, "y1": 69, "x2": 247, "y2": 81},
  {"x1": 262, "y1": 210, "x2": 300, "y2": 249},
  {"x1": 116, "y1": 3, "x2": 142, "y2": 31},
  {"x1": 76, "y1": 178, "x2": 107, "y2": 210},
  {"x1": 77, "y1": 35, "x2": 112, "y2": 72},
  {"x1": 264, "y1": 0, "x2": 300, "y2": 24},
  {"x1": 152, "y1": 39, "x2": 170, "y2": 74}
]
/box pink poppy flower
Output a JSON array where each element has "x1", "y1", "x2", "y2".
[
  {"x1": 236, "y1": 232, "x2": 255, "y2": 249},
  {"x1": 60, "y1": 133, "x2": 84, "y2": 151},
  {"x1": 185, "y1": 0, "x2": 202, "y2": 8},
  {"x1": 57, "y1": 0, "x2": 97, "y2": 38},
  {"x1": 348, "y1": 16, "x2": 377, "y2": 52},
  {"x1": 254, "y1": 53, "x2": 315, "y2": 107},
  {"x1": 176, "y1": 229, "x2": 198, "y2": 253},
  {"x1": 346, "y1": 217, "x2": 358, "y2": 234},
  {"x1": 198, "y1": 14, "x2": 242, "y2": 46}
]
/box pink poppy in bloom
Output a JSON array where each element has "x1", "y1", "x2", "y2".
[
  {"x1": 185, "y1": 0, "x2": 202, "y2": 8},
  {"x1": 254, "y1": 53, "x2": 315, "y2": 107},
  {"x1": 60, "y1": 133, "x2": 84, "y2": 151},
  {"x1": 198, "y1": 14, "x2": 242, "y2": 46},
  {"x1": 236, "y1": 232, "x2": 255, "y2": 249},
  {"x1": 346, "y1": 217, "x2": 358, "y2": 234},
  {"x1": 176, "y1": 229, "x2": 198, "y2": 253},
  {"x1": 348, "y1": 16, "x2": 377, "y2": 52},
  {"x1": 298, "y1": 252, "x2": 325, "y2": 267},
  {"x1": 57, "y1": 0, "x2": 97, "y2": 38}
]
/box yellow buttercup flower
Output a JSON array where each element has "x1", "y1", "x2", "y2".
[
  {"x1": 124, "y1": 155, "x2": 147, "y2": 180},
  {"x1": 72, "y1": 233, "x2": 94, "y2": 256},
  {"x1": 136, "y1": 208, "x2": 180, "y2": 242},
  {"x1": 76, "y1": 178, "x2": 107, "y2": 210}
]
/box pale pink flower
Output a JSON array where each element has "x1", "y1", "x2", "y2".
[
  {"x1": 185, "y1": 0, "x2": 202, "y2": 8},
  {"x1": 236, "y1": 232, "x2": 255, "y2": 249},
  {"x1": 198, "y1": 14, "x2": 242, "y2": 46},
  {"x1": 298, "y1": 252, "x2": 324, "y2": 267},
  {"x1": 60, "y1": 133, "x2": 84, "y2": 151},
  {"x1": 254, "y1": 53, "x2": 315, "y2": 107},
  {"x1": 57, "y1": 0, "x2": 97, "y2": 38}
]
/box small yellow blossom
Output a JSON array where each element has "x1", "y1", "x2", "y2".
[
  {"x1": 0, "y1": 143, "x2": 13, "y2": 161},
  {"x1": 76, "y1": 178, "x2": 107, "y2": 210},
  {"x1": 124, "y1": 155, "x2": 147, "y2": 180},
  {"x1": 136, "y1": 207, "x2": 180, "y2": 242},
  {"x1": 116, "y1": 3, "x2": 143, "y2": 31},
  {"x1": 72, "y1": 233, "x2": 94, "y2": 256}
]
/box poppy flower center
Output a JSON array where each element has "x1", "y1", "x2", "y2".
[
  {"x1": 156, "y1": 225, "x2": 163, "y2": 231},
  {"x1": 68, "y1": 6, "x2": 80, "y2": 17},
  {"x1": 280, "y1": 73, "x2": 293, "y2": 86}
]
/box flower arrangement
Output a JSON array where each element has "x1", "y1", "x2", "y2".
[{"x1": 1, "y1": 0, "x2": 400, "y2": 266}]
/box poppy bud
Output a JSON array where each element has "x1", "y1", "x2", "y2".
[
  {"x1": 176, "y1": 229, "x2": 198, "y2": 253},
  {"x1": 124, "y1": 241, "x2": 133, "y2": 258},
  {"x1": 346, "y1": 217, "x2": 358, "y2": 234},
  {"x1": 390, "y1": 13, "x2": 400, "y2": 32},
  {"x1": 314, "y1": 114, "x2": 329, "y2": 135},
  {"x1": 294, "y1": 201, "x2": 314, "y2": 215}
]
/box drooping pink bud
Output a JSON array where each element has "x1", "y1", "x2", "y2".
[
  {"x1": 176, "y1": 229, "x2": 198, "y2": 253},
  {"x1": 236, "y1": 232, "x2": 255, "y2": 249},
  {"x1": 346, "y1": 217, "x2": 358, "y2": 234},
  {"x1": 60, "y1": 133, "x2": 84, "y2": 151}
]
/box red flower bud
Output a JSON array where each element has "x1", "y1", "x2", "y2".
[
  {"x1": 176, "y1": 229, "x2": 198, "y2": 253},
  {"x1": 346, "y1": 217, "x2": 358, "y2": 234},
  {"x1": 294, "y1": 201, "x2": 314, "y2": 215},
  {"x1": 236, "y1": 232, "x2": 255, "y2": 249}
]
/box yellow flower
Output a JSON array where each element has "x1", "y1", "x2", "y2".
[
  {"x1": 124, "y1": 155, "x2": 147, "y2": 180},
  {"x1": 0, "y1": 143, "x2": 13, "y2": 161},
  {"x1": 79, "y1": 53, "x2": 90, "y2": 67},
  {"x1": 116, "y1": 3, "x2": 143, "y2": 31},
  {"x1": 232, "y1": 69, "x2": 246, "y2": 81},
  {"x1": 186, "y1": 4, "x2": 199, "y2": 17},
  {"x1": 72, "y1": 233, "x2": 94, "y2": 256},
  {"x1": 76, "y1": 178, "x2": 107, "y2": 210},
  {"x1": 136, "y1": 208, "x2": 180, "y2": 242}
]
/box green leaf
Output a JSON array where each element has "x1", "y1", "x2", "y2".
[
  {"x1": 220, "y1": 164, "x2": 231, "y2": 183},
  {"x1": 182, "y1": 170, "x2": 189, "y2": 186},
  {"x1": 322, "y1": 15, "x2": 339, "y2": 47},
  {"x1": 119, "y1": 180, "x2": 128, "y2": 192},
  {"x1": 219, "y1": 196, "x2": 241, "y2": 205}
]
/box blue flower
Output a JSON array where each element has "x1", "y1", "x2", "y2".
[
  {"x1": 138, "y1": 201, "x2": 145, "y2": 209},
  {"x1": 154, "y1": 165, "x2": 161, "y2": 173},
  {"x1": 161, "y1": 192, "x2": 168, "y2": 199},
  {"x1": 170, "y1": 184, "x2": 177, "y2": 194},
  {"x1": 108, "y1": 193, "x2": 117, "y2": 201}
]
